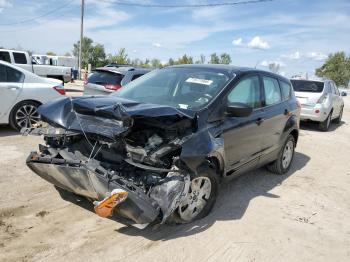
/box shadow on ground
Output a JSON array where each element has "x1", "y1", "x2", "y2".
[
  {"x1": 300, "y1": 120, "x2": 346, "y2": 132},
  {"x1": 56, "y1": 152, "x2": 310, "y2": 241},
  {"x1": 0, "y1": 125, "x2": 18, "y2": 137}
]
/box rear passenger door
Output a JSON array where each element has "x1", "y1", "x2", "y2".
[
  {"x1": 330, "y1": 81, "x2": 341, "y2": 117},
  {"x1": 259, "y1": 74, "x2": 290, "y2": 157}
]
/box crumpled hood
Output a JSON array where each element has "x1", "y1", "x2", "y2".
[{"x1": 38, "y1": 96, "x2": 196, "y2": 140}]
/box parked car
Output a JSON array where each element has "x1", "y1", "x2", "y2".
[
  {"x1": 83, "y1": 66, "x2": 151, "y2": 95},
  {"x1": 25, "y1": 65, "x2": 300, "y2": 228},
  {"x1": 0, "y1": 49, "x2": 72, "y2": 83},
  {"x1": 0, "y1": 61, "x2": 65, "y2": 131},
  {"x1": 291, "y1": 79, "x2": 345, "y2": 131}
]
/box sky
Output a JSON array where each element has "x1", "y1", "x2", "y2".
[{"x1": 0, "y1": 0, "x2": 349, "y2": 77}]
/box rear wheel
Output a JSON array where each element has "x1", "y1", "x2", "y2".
[
  {"x1": 319, "y1": 111, "x2": 332, "y2": 131},
  {"x1": 267, "y1": 134, "x2": 295, "y2": 175},
  {"x1": 334, "y1": 107, "x2": 343, "y2": 124},
  {"x1": 9, "y1": 101, "x2": 41, "y2": 131}
]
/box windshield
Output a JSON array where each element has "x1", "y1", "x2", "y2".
[
  {"x1": 291, "y1": 80, "x2": 324, "y2": 93},
  {"x1": 111, "y1": 67, "x2": 232, "y2": 110}
]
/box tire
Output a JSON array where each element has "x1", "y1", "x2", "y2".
[
  {"x1": 168, "y1": 164, "x2": 219, "y2": 224},
  {"x1": 9, "y1": 101, "x2": 41, "y2": 131},
  {"x1": 333, "y1": 107, "x2": 343, "y2": 124},
  {"x1": 319, "y1": 111, "x2": 332, "y2": 131},
  {"x1": 266, "y1": 134, "x2": 295, "y2": 175}
]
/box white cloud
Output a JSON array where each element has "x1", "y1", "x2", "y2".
[
  {"x1": 0, "y1": 0, "x2": 12, "y2": 12},
  {"x1": 305, "y1": 52, "x2": 328, "y2": 61},
  {"x1": 281, "y1": 51, "x2": 301, "y2": 60},
  {"x1": 232, "y1": 38, "x2": 242, "y2": 46},
  {"x1": 152, "y1": 42, "x2": 162, "y2": 48},
  {"x1": 192, "y1": 6, "x2": 227, "y2": 21},
  {"x1": 260, "y1": 60, "x2": 285, "y2": 67},
  {"x1": 247, "y1": 36, "x2": 270, "y2": 50}
]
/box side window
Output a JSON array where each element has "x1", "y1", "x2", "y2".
[
  {"x1": 131, "y1": 74, "x2": 143, "y2": 81},
  {"x1": 0, "y1": 51, "x2": 11, "y2": 63},
  {"x1": 263, "y1": 76, "x2": 282, "y2": 106},
  {"x1": 13, "y1": 52, "x2": 27, "y2": 64},
  {"x1": 280, "y1": 81, "x2": 292, "y2": 100},
  {"x1": 0, "y1": 64, "x2": 7, "y2": 82},
  {"x1": 227, "y1": 75, "x2": 261, "y2": 108},
  {"x1": 332, "y1": 82, "x2": 339, "y2": 95},
  {"x1": 6, "y1": 66, "x2": 24, "y2": 82}
]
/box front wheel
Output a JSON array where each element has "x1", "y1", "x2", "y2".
[
  {"x1": 9, "y1": 101, "x2": 41, "y2": 131},
  {"x1": 267, "y1": 134, "x2": 295, "y2": 175},
  {"x1": 169, "y1": 164, "x2": 219, "y2": 224}
]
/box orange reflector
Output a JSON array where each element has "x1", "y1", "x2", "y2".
[{"x1": 94, "y1": 189, "x2": 128, "y2": 218}]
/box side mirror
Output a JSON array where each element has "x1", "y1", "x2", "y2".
[
  {"x1": 341, "y1": 91, "x2": 347, "y2": 96},
  {"x1": 226, "y1": 102, "x2": 253, "y2": 117}
]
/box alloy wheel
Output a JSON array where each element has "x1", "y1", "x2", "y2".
[
  {"x1": 15, "y1": 104, "x2": 40, "y2": 128},
  {"x1": 282, "y1": 140, "x2": 294, "y2": 169},
  {"x1": 178, "y1": 177, "x2": 212, "y2": 221}
]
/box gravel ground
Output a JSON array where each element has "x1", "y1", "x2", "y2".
[{"x1": 0, "y1": 97, "x2": 349, "y2": 262}]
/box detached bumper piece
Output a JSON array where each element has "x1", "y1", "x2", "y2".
[{"x1": 26, "y1": 152, "x2": 160, "y2": 225}]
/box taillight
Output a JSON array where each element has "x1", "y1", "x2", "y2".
[
  {"x1": 104, "y1": 84, "x2": 122, "y2": 91},
  {"x1": 53, "y1": 86, "x2": 66, "y2": 95}
]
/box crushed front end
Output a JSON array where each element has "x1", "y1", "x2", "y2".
[{"x1": 24, "y1": 96, "x2": 199, "y2": 227}]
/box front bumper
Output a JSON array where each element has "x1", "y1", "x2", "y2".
[
  {"x1": 26, "y1": 152, "x2": 160, "y2": 225},
  {"x1": 300, "y1": 104, "x2": 329, "y2": 122}
]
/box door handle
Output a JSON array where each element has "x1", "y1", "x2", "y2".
[{"x1": 255, "y1": 117, "x2": 264, "y2": 125}]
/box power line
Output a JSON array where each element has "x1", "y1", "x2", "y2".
[
  {"x1": 0, "y1": 0, "x2": 75, "y2": 26},
  {"x1": 98, "y1": 0, "x2": 275, "y2": 8}
]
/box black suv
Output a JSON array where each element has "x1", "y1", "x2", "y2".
[{"x1": 26, "y1": 65, "x2": 300, "y2": 227}]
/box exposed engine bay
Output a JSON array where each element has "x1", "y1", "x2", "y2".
[{"x1": 24, "y1": 96, "x2": 224, "y2": 227}]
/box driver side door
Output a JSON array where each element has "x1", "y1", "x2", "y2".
[{"x1": 222, "y1": 75, "x2": 265, "y2": 177}]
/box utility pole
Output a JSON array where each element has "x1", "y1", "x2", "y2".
[{"x1": 78, "y1": 0, "x2": 85, "y2": 79}]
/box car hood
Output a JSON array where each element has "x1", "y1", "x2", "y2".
[{"x1": 38, "y1": 96, "x2": 196, "y2": 140}]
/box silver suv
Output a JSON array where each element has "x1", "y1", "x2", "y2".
[
  {"x1": 291, "y1": 79, "x2": 345, "y2": 131},
  {"x1": 84, "y1": 66, "x2": 151, "y2": 96}
]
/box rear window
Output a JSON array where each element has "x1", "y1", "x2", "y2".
[
  {"x1": 88, "y1": 70, "x2": 124, "y2": 85},
  {"x1": 13, "y1": 52, "x2": 27, "y2": 64},
  {"x1": 291, "y1": 80, "x2": 324, "y2": 93},
  {"x1": 0, "y1": 51, "x2": 11, "y2": 63}
]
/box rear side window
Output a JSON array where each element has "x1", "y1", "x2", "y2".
[
  {"x1": 263, "y1": 76, "x2": 282, "y2": 106},
  {"x1": 0, "y1": 51, "x2": 11, "y2": 63},
  {"x1": 291, "y1": 80, "x2": 324, "y2": 93},
  {"x1": 280, "y1": 81, "x2": 292, "y2": 100},
  {"x1": 88, "y1": 70, "x2": 124, "y2": 85},
  {"x1": 131, "y1": 74, "x2": 143, "y2": 81},
  {"x1": 13, "y1": 52, "x2": 27, "y2": 64},
  {"x1": 0, "y1": 64, "x2": 7, "y2": 82},
  {"x1": 227, "y1": 76, "x2": 261, "y2": 108},
  {"x1": 6, "y1": 66, "x2": 24, "y2": 82}
]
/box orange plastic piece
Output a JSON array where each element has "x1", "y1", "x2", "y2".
[{"x1": 94, "y1": 190, "x2": 128, "y2": 218}]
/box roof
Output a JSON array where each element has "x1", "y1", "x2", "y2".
[
  {"x1": 166, "y1": 64, "x2": 290, "y2": 82},
  {"x1": 94, "y1": 66, "x2": 151, "y2": 74}
]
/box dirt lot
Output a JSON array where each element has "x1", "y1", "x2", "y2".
[{"x1": 1, "y1": 97, "x2": 350, "y2": 262}]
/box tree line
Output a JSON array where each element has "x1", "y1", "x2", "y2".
[{"x1": 72, "y1": 37, "x2": 232, "y2": 69}]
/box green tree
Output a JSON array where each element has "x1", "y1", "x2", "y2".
[
  {"x1": 176, "y1": 54, "x2": 193, "y2": 64},
  {"x1": 150, "y1": 58, "x2": 162, "y2": 68},
  {"x1": 64, "y1": 52, "x2": 72, "y2": 56},
  {"x1": 209, "y1": 53, "x2": 220, "y2": 64},
  {"x1": 46, "y1": 51, "x2": 56, "y2": 56},
  {"x1": 73, "y1": 37, "x2": 106, "y2": 68},
  {"x1": 316, "y1": 52, "x2": 350, "y2": 86},
  {"x1": 112, "y1": 48, "x2": 130, "y2": 64},
  {"x1": 220, "y1": 53, "x2": 231, "y2": 64}
]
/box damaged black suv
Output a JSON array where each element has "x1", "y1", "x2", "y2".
[{"x1": 25, "y1": 65, "x2": 300, "y2": 228}]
